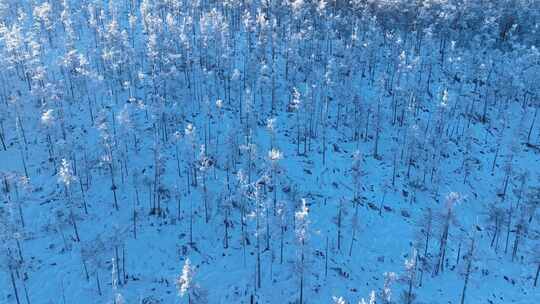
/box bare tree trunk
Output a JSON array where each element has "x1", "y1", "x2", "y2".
[
  {"x1": 79, "y1": 178, "x2": 88, "y2": 214},
  {"x1": 256, "y1": 198, "x2": 262, "y2": 289},
  {"x1": 61, "y1": 279, "x2": 66, "y2": 304},
  {"x1": 82, "y1": 258, "x2": 89, "y2": 281},
  {"x1": 504, "y1": 206, "x2": 513, "y2": 253},
  {"x1": 10, "y1": 267, "x2": 21, "y2": 304},
  {"x1": 122, "y1": 246, "x2": 127, "y2": 284},
  {"x1": 534, "y1": 262, "x2": 540, "y2": 287},
  {"x1": 406, "y1": 262, "x2": 417, "y2": 304},
  {"x1": 325, "y1": 235, "x2": 329, "y2": 278},
  {"x1": 299, "y1": 239, "x2": 304, "y2": 304},
  {"x1": 512, "y1": 223, "x2": 522, "y2": 262},
  {"x1": 460, "y1": 235, "x2": 475, "y2": 304},
  {"x1": 435, "y1": 209, "x2": 451, "y2": 275},
  {"x1": 70, "y1": 210, "x2": 81, "y2": 242},
  {"x1": 189, "y1": 199, "x2": 194, "y2": 245},
  {"x1": 22, "y1": 278, "x2": 31, "y2": 304},
  {"x1": 349, "y1": 202, "x2": 359, "y2": 256},
  {"x1": 133, "y1": 206, "x2": 137, "y2": 239},
  {"x1": 491, "y1": 145, "x2": 500, "y2": 174},
  {"x1": 379, "y1": 191, "x2": 387, "y2": 216},
  {"x1": 0, "y1": 125, "x2": 6, "y2": 150},
  {"x1": 224, "y1": 208, "x2": 229, "y2": 249},
  {"x1": 96, "y1": 272, "x2": 102, "y2": 296},
  {"x1": 280, "y1": 223, "x2": 284, "y2": 265},
  {"x1": 115, "y1": 246, "x2": 122, "y2": 286},
  {"x1": 528, "y1": 107, "x2": 538, "y2": 144},
  {"x1": 337, "y1": 201, "x2": 342, "y2": 251},
  {"x1": 374, "y1": 98, "x2": 381, "y2": 159}
]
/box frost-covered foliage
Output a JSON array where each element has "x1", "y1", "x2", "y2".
[{"x1": 177, "y1": 258, "x2": 192, "y2": 297}]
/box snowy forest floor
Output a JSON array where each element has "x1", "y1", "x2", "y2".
[{"x1": 0, "y1": 1, "x2": 539, "y2": 304}]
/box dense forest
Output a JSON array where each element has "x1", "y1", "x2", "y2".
[{"x1": 0, "y1": 0, "x2": 539, "y2": 303}]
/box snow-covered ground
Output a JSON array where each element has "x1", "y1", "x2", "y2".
[{"x1": 0, "y1": 1, "x2": 539, "y2": 304}]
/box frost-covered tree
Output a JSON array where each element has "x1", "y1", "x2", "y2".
[
  {"x1": 333, "y1": 296, "x2": 346, "y2": 304},
  {"x1": 359, "y1": 291, "x2": 376, "y2": 304},
  {"x1": 57, "y1": 158, "x2": 80, "y2": 242},
  {"x1": 381, "y1": 271, "x2": 397, "y2": 304},
  {"x1": 434, "y1": 192, "x2": 460, "y2": 275},
  {"x1": 295, "y1": 198, "x2": 309, "y2": 304},
  {"x1": 400, "y1": 249, "x2": 417, "y2": 304},
  {"x1": 177, "y1": 258, "x2": 206, "y2": 303},
  {"x1": 268, "y1": 147, "x2": 282, "y2": 213}
]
